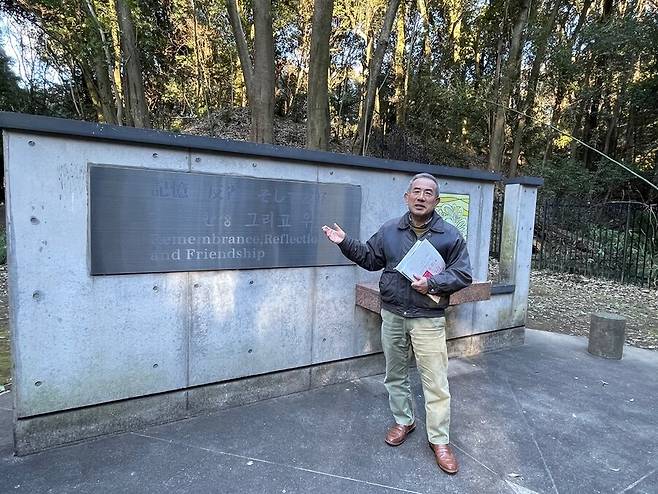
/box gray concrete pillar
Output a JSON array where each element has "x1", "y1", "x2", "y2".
[
  {"x1": 498, "y1": 178, "x2": 542, "y2": 327},
  {"x1": 588, "y1": 312, "x2": 626, "y2": 359}
]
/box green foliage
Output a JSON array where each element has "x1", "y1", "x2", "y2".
[
  {"x1": 527, "y1": 155, "x2": 642, "y2": 201},
  {"x1": 528, "y1": 157, "x2": 594, "y2": 199},
  {"x1": 0, "y1": 45, "x2": 24, "y2": 112},
  {"x1": 0, "y1": 0, "x2": 656, "y2": 203}
]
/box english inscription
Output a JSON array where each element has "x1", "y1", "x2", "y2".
[{"x1": 89, "y1": 165, "x2": 361, "y2": 275}]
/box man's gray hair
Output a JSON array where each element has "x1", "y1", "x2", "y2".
[{"x1": 407, "y1": 173, "x2": 440, "y2": 195}]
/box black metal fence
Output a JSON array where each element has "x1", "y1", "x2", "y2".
[
  {"x1": 489, "y1": 197, "x2": 504, "y2": 260},
  {"x1": 489, "y1": 199, "x2": 658, "y2": 288}
]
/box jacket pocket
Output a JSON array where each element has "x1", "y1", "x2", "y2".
[
  {"x1": 379, "y1": 271, "x2": 398, "y2": 304},
  {"x1": 411, "y1": 289, "x2": 448, "y2": 311}
]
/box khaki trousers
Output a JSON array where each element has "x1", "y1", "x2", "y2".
[{"x1": 380, "y1": 308, "x2": 451, "y2": 445}]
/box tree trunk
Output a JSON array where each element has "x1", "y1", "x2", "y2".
[
  {"x1": 81, "y1": 60, "x2": 118, "y2": 125},
  {"x1": 190, "y1": 0, "x2": 205, "y2": 113},
  {"x1": 446, "y1": 0, "x2": 463, "y2": 66},
  {"x1": 488, "y1": 0, "x2": 530, "y2": 171},
  {"x1": 108, "y1": 0, "x2": 125, "y2": 123},
  {"x1": 251, "y1": 0, "x2": 275, "y2": 143},
  {"x1": 394, "y1": 2, "x2": 406, "y2": 127},
  {"x1": 416, "y1": 0, "x2": 432, "y2": 65},
  {"x1": 82, "y1": 0, "x2": 123, "y2": 124},
  {"x1": 651, "y1": 163, "x2": 658, "y2": 202},
  {"x1": 353, "y1": 0, "x2": 402, "y2": 155},
  {"x1": 226, "y1": 0, "x2": 274, "y2": 143},
  {"x1": 603, "y1": 82, "x2": 624, "y2": 157},
  {"x1": 581, "y1": 0, "x2": 614, "y2": 168},
  {"x1": 115, "y1": 0, "x2": 150, "y2": 128},
  {"x1": 509, "y1": 0, "x2": 561, "y2": 175},
  {"x1": 542, "y1": 83, "x2": 565, "y2": 166},
  {"x1": 288, "y1": 23, "x2": 311, "y2": 118},
  {"x1": 544, "y1": 0, "x2": 592, "y2": 164},
  {"x1": 623, "y1": 102, "x2": 636, "y2": 165},
  {"x1": 356, "y1": 27, "x2": 373, "y2": 143},
  {"x1": 307, "y1": 0, "x2": 334, "y2": 150},
  {"x1": 86, "y1": 53, "x2": 118, "y2": 125}
]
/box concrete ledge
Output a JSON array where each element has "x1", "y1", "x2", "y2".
[
  {"x1": 14, "y1": 353, "x2": 387, "y2": 456},
  {"x1": 310, "y1": 353, "x2": 386, "y2": 388},
  {"x1": 355, "y1": 281, "x2": 493, "y2": 314},
  {"x1": 15, "y1": 392, "x2": 188, "y2": 456},
  {"x1": 503, "y1": 176, "x2": 544, "y2": 187},
  {"x1": 447, "y1": 327, "x2": 525, "y2": 358},
  {"x1": 187, "y1": 367, "x2": 312, "y2": 415}
]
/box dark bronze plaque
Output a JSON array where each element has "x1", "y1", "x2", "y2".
[{"x1": 89, "y1": 165, "x2": 361, "y2": 275}]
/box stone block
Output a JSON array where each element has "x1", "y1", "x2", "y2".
[
  {"x1": 588, "y1": 312, "x2": 626, "y2": 360},
  {"x1": 355, "y1": 281, "x2": 492, "y2": 314}
]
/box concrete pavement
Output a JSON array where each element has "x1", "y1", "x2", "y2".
[{"x1": 1, "y1": 329, "x2": 656, "y2": 494}]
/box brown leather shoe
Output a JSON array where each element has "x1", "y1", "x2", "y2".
[
  {"x1": 429, "y1": 443, "x2": 459, "y2": 474},
  {"x1": 384, "y1": 422, "x2": 416, "y2": 446}
]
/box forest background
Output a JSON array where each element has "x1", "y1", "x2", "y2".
[
  {"x1": 0, "y1": 0, "x2": 656, "y2": 202},
  {"x1": 0, "y1": 0, "x2": 657, "y2": 390}
]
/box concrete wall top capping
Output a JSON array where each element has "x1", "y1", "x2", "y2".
[{"x1": 0, "y1": 111, "x2": 520, "y2": 184}]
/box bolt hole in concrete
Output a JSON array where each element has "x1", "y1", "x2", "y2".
[
  {"x1": 34, "y1": 381, "x2": 42, "y2": 387},
  {"x1": 195, "y1": 157, "x2": 201, "y2": 163},
  {"x1": 249, "y1": 280, "x2": 254, "y2": 285},
  {"x1": 30, "y1": 217, "x2": 39, "y2": 225},
  {"x1": 153, "y1": 364, "x2": 158, "y2": 369},
  {"x1": 32, "y1": 291, "x2": 42, "y2": 301},
  {"x1": 153, "y1": 286, "x2": 158, "y2": 292},
  {"x1": 248, "y1": 349, "x2": 253, "y2": 354},
  {"x1": 194, "y1": 283, "x2": 199, "y2": 288},
  {"x1": 152, "y1": 153, "x2": 158, "y2": 159},
  {"x1": 28, "y1": 140, "x2": 35, "y2": 147},
  {"x1": 322, "y1": 338, "x2": 327, "y2": 342},
  {"x1": 252, "y1": 163, "x2": 257, "y2": 167}
]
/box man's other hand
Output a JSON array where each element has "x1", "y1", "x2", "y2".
[
  {"x1": 411, "y1": 275, "x2": 429, "y2": 294},
  {"x1": 321, "y1": 223, "x2": 346, "y2": 244}
]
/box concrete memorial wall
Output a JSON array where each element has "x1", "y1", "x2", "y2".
[{"x1": 0, "y1": 112, "x2": 542, "y2": 454}]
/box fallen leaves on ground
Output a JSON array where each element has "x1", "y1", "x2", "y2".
[{"x1": 527, "y1": 270, "x2": 658, "y2": 351}]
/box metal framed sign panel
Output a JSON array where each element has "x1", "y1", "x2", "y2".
[{"x1": 89, "y1": 165, "x2": 361, "y2": 275}]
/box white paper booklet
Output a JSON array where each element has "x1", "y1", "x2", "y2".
[{"x1": 394, "y1": 239, "x2": 446, "y2": 303}]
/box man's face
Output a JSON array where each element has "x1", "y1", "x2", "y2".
[{"x1": 404, "y1": 177, "x2": 440, "y2": 217}]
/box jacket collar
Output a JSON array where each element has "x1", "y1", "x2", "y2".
[{"x1": 398, "y1": 211, "x2": 445, "y2": 233}]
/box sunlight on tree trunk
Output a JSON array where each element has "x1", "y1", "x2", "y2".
[
  {"x1": 489, "y1": 0, "x2": 530, "y2": 172},
  {"x1": 226, "y1": 0, "x2": 274, "y2": 143},
  {"x1": 307, "y1": 0, "x2": 334, "y2": 150},
  {"x1": 353, "y1": 0, "x2": 402, "y2": 155},
  {"x1": 510, "y1": 0, "x2": 561, "y2": 176},
  {"x1": 115, "y1": 0, "x2": 150, "y2": 128},
  {"x1": 394, "y1": 3, "x2": 406, "y2": 128}
]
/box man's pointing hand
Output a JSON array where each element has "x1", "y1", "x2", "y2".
[{"x1": 322, "y1": 223, "x2": 346, "y2": 244}]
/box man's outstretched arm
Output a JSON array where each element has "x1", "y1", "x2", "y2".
[{"x1": 322, "y1": 223, "x2": 386, "y2": 272}]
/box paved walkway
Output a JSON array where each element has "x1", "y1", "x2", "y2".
[{"x1": 1, "y1": 329, "x2": 657, "y2": 494}]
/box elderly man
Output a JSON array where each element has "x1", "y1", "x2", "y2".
[{"x1": 322, "y1": 172, "x2": 472, "y2": 474}]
